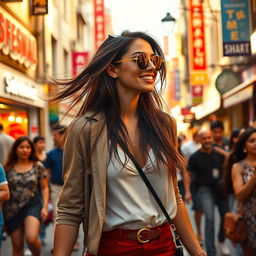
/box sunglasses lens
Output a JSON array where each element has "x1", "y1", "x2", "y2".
[
  {"x1": 137, "y1": 54, "x2": 148, "y2": 70},
  {"x1": 151, "y1": 55, "x2": 163, "y2": 70}
]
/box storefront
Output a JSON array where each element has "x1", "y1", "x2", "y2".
[{"x1": 0, "y1": 63, "x2": 46, "y2": 139}]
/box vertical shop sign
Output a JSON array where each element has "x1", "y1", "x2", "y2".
[
  {"x1": 192, "y1": 85, "x2": 203, "y2": 105},
  {"x1": 174, "y1": 69, "x2": 181, "y2": 101},
  {"x1": 94, "y1": 0, "x2": 105, "y2": 50},
  {"x1": 31, "y1": 0, "x2": 48, "y2": 15},
  {"x1": 72, "y1": 52, "x2": 89, "y2": 77},
  {"x1": 188, "y1": 0, "x2": 208, "y2": 86},
  {"x1": 221, "y1": 0, "x2": 251, "y2": 56}
]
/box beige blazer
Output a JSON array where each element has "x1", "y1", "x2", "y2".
[{"x1": 56, "y1": 112, "x2": 182, "y2": 255}]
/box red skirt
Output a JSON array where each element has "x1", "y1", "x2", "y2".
[{"x1": 87, "y1": 222, "x2": 176, "y2": 256}]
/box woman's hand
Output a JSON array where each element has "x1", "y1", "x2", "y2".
[{"x1": 41, "y1": 206, "x2": 48, "y2": 222}]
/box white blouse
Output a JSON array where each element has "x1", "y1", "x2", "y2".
[{"x1": 103, "y1": 147, "x2": 177, "y2": 231}]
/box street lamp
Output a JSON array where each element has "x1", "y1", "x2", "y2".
[{"x1": 161, "y1": 12, "x2": 176, "y2": 35}]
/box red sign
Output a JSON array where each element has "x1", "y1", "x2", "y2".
[
  {"x1": 188, "y1": 0, "x2": 207, "y2": 70},
  {"x1": 188, "y1": 0, "x2": 208, "y2": 85},
  {"x1": 0, "y1": 6, "x2": 37, "y2": 68},
  {"x1": 72, "y1": 52, "x2": 89, "y2": 77},
  {"x1": 191, "y1": 85, "x2": 203, "y2": 105},
  {"x1": 94, "y1": 0, "x2": 105, "y2": 50}
]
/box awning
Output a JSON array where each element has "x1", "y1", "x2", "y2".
[
  {"x1": 222, "y1": 76, "x2": 256, "y2": 108},
  {"x1": 194, "y1": 94, "x2": 221, "y2": 120}
]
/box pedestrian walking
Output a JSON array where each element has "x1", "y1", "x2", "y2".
[
  {"x1": 180, "y1": 127, "x2": 203, "y2": 245},
  {"x1": 44, "y1": 125, "x2": 66, "y2": 224},
  {"x1": 187, "y1": 130, "x2": 230, "y2": 256},
  {"x1": 231, "y1": 128, "x2": 256, "y2": 256},
  {"x1": 53, "y1": 31, "x2": 206, "y2": 256},
  {"x1": 3, "y1": 136, "x2": 49, "y2": 256},
  {"x1": 33, "y1": 136, "x2": 49, "y2": 247},
  {"x1": 0, "y1": 123, "x2": 14, "y2": 165},
  {"x1": 33, "y1": 136, "x2": 47, "y2": 163},
  {"x1": 210, "y1": 121, "x2": 230, "y2": 159},
  {"x1": 0, "y1": 164, "x2": 10, "y2": 254}
]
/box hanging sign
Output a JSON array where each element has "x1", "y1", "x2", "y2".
[
  {"x1": 72, "y1": 52, "x2": 89, "y2": 77},
  {"x1": 221, "y1": 0, "x2": 251, "y2": 56},
  {"x1": 188, "y1": 0, "x2": 208, "y2": 85},
  {"x1": 94, "y1": 0, "x2": 105, "y2": 49},
  {"x1": 31, "y1": 0, "x2": 48, "y2": 15}
]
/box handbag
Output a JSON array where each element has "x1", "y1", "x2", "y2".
[
  {"x1": 117, "y1": 136, "x2": 184, "y2": 256},
  {"x1": 224, "y1": 212, "x2": 247, "y2": 243}
]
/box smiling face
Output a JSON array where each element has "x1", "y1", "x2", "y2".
[
  {"x1": 113, "y1": 38, "x2": 158, "y2": 95},
  {"x1": 16, "y1": 140, "x2": 32, "y2": 160}
]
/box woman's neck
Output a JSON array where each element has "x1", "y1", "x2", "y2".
[
  {"x1": 245, "y1": 153, "x2": 256, "y2": 163},
  {"x1": 16, "y1": 159, "x2": 31, "y2": 165}
]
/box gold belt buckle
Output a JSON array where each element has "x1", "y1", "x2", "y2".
[{"x1": 136, "y1": 227, "x2": 150, "y2": 243}]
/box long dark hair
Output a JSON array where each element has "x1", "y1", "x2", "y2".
[
  {"x1": 4, "y1": 136, "x2": 38, "y2": 171},
  {"x1": 224, "y1": 128, "x2": 256, "y2": 194},
  {"x1": 52, "y1": 31, "x2": 184, "y2": 175}
]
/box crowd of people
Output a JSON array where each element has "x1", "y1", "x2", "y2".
[
  {"x1": 0, "y1": 31, "x2": 255, "y2": 256},
  {"x1": 178, "y1": 120, "x2": 256, "y2": 256},
  {"x1": 0, "y1": 123, "x2": 74, "y2": 256}
]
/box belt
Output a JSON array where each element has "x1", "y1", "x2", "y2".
[{"x1": 102, "y1": 222, "x2": 169, "y2": 244}]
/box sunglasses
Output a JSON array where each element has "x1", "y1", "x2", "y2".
[{"x1": 114, "y1": 53, "x2": 164, "y2": 71}]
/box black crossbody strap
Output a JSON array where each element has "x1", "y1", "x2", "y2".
[
  {"x1": 117, "y1": 136, "x2": 182, "y2": 245},
  {"x1": 118, "y1": 137, "x2": 173, "y2": 224}
]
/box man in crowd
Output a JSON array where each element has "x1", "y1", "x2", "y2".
[
  {"x1": 45, "y1": 124, "x2": 79, "y2": 251},
  {"x1": 187, "y1": 130, "x2": 230, "y2": 256},
  {"x1": 181, "y1": 127, "x2": 203, "y2": 244},
  {"x1": 210, "y1": 120, "x2": 230, "y2": 159},
  {"x1": 0, "y1": 124, "x2": 14, "y2": 165}
]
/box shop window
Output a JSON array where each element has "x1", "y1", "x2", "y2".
[{"x1": 0, "y1": 103, "x2": 28, "y2": 139}]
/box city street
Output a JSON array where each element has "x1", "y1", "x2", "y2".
[{"x1": 1, "y1": 203, "x2": 237, "y2": 256}]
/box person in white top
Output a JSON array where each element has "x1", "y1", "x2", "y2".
[
  {"x1": 53, "y1": 31, "x2": 206, "y2": 256},
  {"x1": 181, "y1": 127, "x2": 203, "y2": 245},
  {"x1": 0, "y1": 123, "x2": 14, "y2": 165}
]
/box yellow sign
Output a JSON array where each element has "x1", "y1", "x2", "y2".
[{"x1": 190, "y1": 72, "x2": 208, "y2": 85}]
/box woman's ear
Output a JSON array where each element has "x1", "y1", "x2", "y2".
[{"x1": 106, "y1": 64, "x2": 119, "y2": 78}]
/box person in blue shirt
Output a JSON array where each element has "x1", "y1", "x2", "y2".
[
  {"x1": 44, "y1": 124, "x2": 67, "y2": 224},
  {"x1": 0, "y1": 164, "x2": 10, "y2": 249}
]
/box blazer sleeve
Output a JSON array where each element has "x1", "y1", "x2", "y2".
[{"x1": 56, "y1": 118, "x2": 91, "y2": 227}]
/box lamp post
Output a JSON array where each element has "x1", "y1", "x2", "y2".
[
  {"x1": 161, "y1": 12, "x2": 176, "y2": 57},
  {"x1": 161, "y1": 12, "x2": 176, "y2": 34}
]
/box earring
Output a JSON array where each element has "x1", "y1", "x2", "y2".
[{"x1": 243, "y1": 148, "x2": 247, "y2": 153}]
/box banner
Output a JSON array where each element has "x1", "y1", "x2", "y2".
[
  {"x1": 31, "y1": 0, "x2": 48, "y2": 15},
  {"x1": 94, "y1": 0, "x2": 105, "y2": 49},
  {"x1": 72, "y1": 52, "x2": 89, "y2": 77},
  {"x1": 191, "y1": 85, "x2": 203, "y2": 105},
  {"x1": 188, "y1": 0, "x2": 208, "y2": 85},
  {"x1": 221, "y1": 0, "x2": 251, "y2": 56}
]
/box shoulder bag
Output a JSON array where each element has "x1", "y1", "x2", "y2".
[
  {"x1": 224, "y1": 212, "x2": 247, "y2": 243},
  {"x1": 117, "y1": 136, "x2": 184, "y2": 256}
]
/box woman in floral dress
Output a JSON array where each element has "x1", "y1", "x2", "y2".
[
  {"x1": 3, "y1": 136, "x2": 49, "y2": 256},
  {"x1": 231, "y1": 128, "x2": 256, "y2": 256}
]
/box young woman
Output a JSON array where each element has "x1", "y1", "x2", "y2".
[
  {"x1": 3, "y1": 136, "x2": 49, "y2": 256},
  {"x1": 231, "y1": 128, "x2": 256, "y2": 256},
  {"x1": 53, "y1": 31, "x2": 206, "y2": 256},
  {"x1": 33, "y1": 136, "x2": 47, "y2": 163}
]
